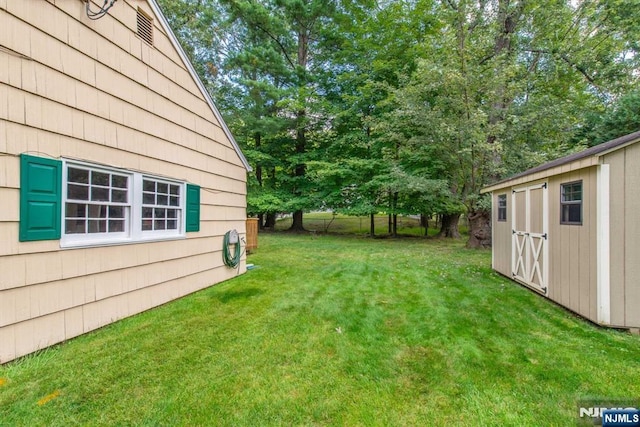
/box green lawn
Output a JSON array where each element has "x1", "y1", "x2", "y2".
[
  {"x1": 1, "y1": 234, "x2": 639, "y2": 426},
  {"x1": 273, "y1": 212, "x2": 456, "y2": 236}
]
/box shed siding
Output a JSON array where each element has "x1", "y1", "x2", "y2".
[
  {"x1": 546, "y1": 170, "x2": 597, "y2": 321},
  {"x1": 603, "y1": 143, "x2": 640, "y2": 327},
  {"x1": 0, "y1": 1, "x2": 247, "y2": 362},
  {"x1": 606, "y1": 148, "x2": 626, "y2": 326},
  {"x1": 624, "y1": 144, "x2": 640, "y2": 327}
]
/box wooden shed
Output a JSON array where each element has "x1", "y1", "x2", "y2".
[
  {"x1": 482, "y1": 130, "x2": 640, "y2": 330},
  {"x1": 0, "y1": 0, "x2": 251, "y2": 363}
]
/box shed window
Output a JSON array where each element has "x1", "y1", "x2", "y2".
[
  {"x1": 497, "y1": 194, "x2": 507, "y2": 221},
  {"x1": 560, "y1": 181, "x2": 582, "y2": 225}
]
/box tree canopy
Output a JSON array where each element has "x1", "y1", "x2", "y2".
[{"x1": 159, "y1": 0, "x2": 640, "y2": 245}]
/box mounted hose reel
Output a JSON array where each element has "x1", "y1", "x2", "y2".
[{"x1": 222, "y1": 229, "x2": 242, "y2": 268}]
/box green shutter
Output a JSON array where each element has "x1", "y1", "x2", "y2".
[
  {"x1": 185, "y1": 184, "x2": 200, "y2": 232},
  {"x1": 19, "y1": 154, "x2": 62, "y2": 241}
]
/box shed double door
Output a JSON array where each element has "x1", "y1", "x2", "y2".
[{"x1": 512, "y1": 183, "x2": 549, "y2": 294}]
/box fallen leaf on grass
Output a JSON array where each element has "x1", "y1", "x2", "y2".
[{"x1": 37, "y1": 390, "x2": 61, "y2": 406}]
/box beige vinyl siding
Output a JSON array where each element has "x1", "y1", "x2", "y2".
[
  {"x1": 1, "y1": 4, "x2": 241, "y2": 169},
  {"x1": 603, "y1": 143, "x2": 640, "y2": 327},
  {"x1": 0, "y1": 243, "x2": 239, "y2": 329},
  {"x1": 0, "y1": 1, "x2": 247, "y2": 362}
]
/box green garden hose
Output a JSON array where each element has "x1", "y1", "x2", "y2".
[{"x1": 222, "y1": 230, "x2": 242, "y2": 268}]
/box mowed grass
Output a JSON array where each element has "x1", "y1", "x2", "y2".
[
  {"x1": 1, "y1": 234, "x2": 639, "y2": 426},
  {"x1": 273, "y1": 212, "x2": 454, "y2": 236}
]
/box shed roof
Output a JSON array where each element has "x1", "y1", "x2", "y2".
[
  {"x1": 149, "y1": 0, "x2": 251, "y2": 172},
  {"x1": 482, "y1": 129, "x2": 640, "y2": 192}
]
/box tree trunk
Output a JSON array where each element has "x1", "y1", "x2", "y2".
[
  {"x1": 420, "y1": 214, "x2": 429, "y2": 236},
  {"x1": 392, "y1": 214, "x2": 398, "y2": 237},
  {"x1": 370, "y1": 213, "x2": 375, "y2": 237},
  {"x1": 437, "y1": 213, "x2": 461, "y2": 238},
  {"x1": 466, "y1": 210, "x2": 492, "y2": 248},
  {"x1": 485, "y1": 0, "x2": 526, "y2": 175},
  {"x1": 265, "y1": 213, "x2": 276, "y2": 229},
  {"x1": 290, "y1": 210, "x2": 305, "y2": 231},
  {"x1": 254, "y1": 132, "x2": 264, "y2": 229},
  {"x1": 288, "y1": 26, "x2": 309, "y2": 233},
  {"x1": 255, "y1": 132, "x2": 262, "y2": 185},
  {"x1": 392, "y1": 192, "x2": 398, "y2": 237}
]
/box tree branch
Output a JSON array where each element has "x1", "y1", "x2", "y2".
[
  {"x1": 445, "y1": 0, "x2": 458, "y2": 11},
  {"x1": 523, "y1": 48, "x2": 599, "y2": 88},
  {"x1": 225, "y1": 0, "x2": 297, "y2": 69},
  {"x1": 467, "y1": 0, "x2": 488, "y2": 34},
  {"x1": 254, "y1": 23, "x2": 297, "y2": 69},
  {"x1": 558, "y1": 54, "x2": 597, "y2": 85}
]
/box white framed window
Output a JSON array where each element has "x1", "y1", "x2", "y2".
[
  {"x1": 61, "y1": 160, "x2": 186, "y2": 247},
  {"x1": 140, "y1": 177, "x2": 183, "y2": 237},
  {"x1": 560, "y1": 180, "x2": 582, "y2": 225},
  {"x1": 497, "y1": 194, "x2": 507, "y2": 221}
]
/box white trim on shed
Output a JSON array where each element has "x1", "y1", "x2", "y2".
[{"x1": 596, "y1": 163, "x2": 610, "y2": 325}]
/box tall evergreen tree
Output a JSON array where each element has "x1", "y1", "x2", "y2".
[{"x1": 159, "y1": 0, "x2": 640, "y2": 245}]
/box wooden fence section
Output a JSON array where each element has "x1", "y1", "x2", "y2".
[{"x1": 246, "y1": 218, "x2": 259, "y2": 252}]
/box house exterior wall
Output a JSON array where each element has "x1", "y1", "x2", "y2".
[
  {"x1": 601, "y1": 142, "x2": 640, "y2": 328},
  {"x1": 0, "y1": 1, "x2": 247, "y2": 363}
]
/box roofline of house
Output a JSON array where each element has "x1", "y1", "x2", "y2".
[
  {"x1": 148, "y1": 0, "x2": 252, "y2": 172},
  {"x1": 482, "y1": 129, "x2": 640, "y2": 193}
]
